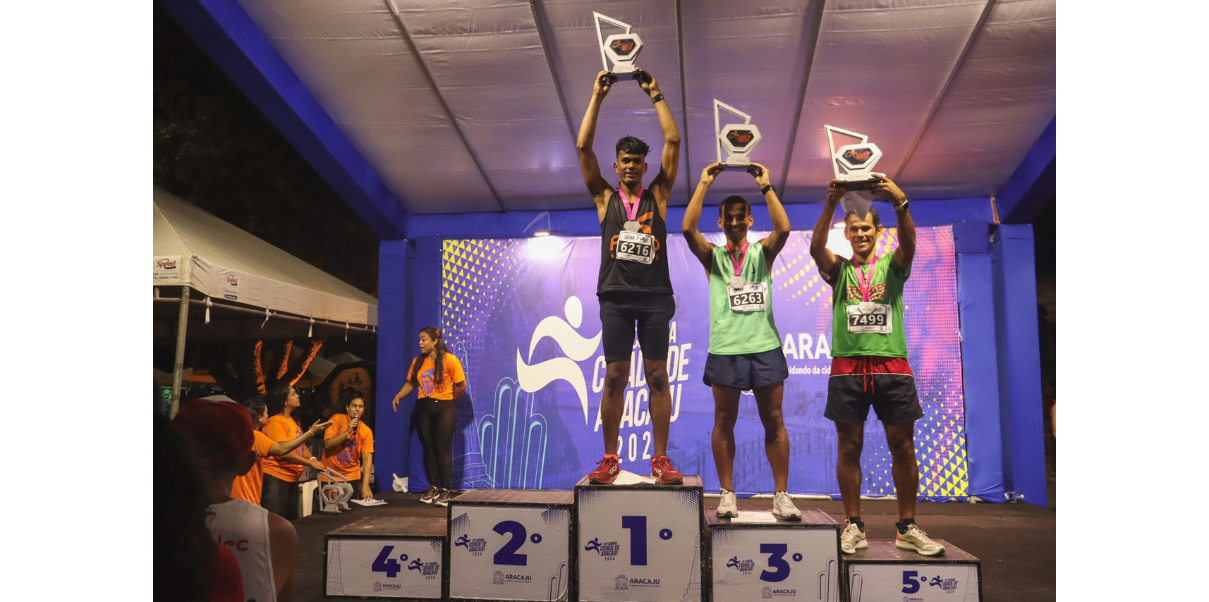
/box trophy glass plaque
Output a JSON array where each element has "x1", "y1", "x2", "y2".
[
  {"x1": 825, "y1": 125, "x2": 884, "y2": 191},
  {"x1": 715, "y1": 100, "x2": 762, "y2": 170},
  {"x1": 594, "y1": 12, "x2": 645, "y2": 82}
]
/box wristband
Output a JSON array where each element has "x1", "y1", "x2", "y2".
[
  {"x1": 895, "y1": 199, "x2": 909, "y2": 211},
  {"x1": 761, "y1": 184, "x2": 775, "y2": 195},
  {"x1": 651, "y1": 93, "x2": 664, "y2": 105}
]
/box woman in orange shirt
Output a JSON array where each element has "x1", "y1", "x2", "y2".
[
  {"x1": 322, "y1": 391, "x2": 375, "y2": 501},
  {"x1": 261, "y1": 384, "x2": 320, "y2": 520},
  {"x1": 392, "y1": 326, "x2": 466, "y2": 507},
  {"x1": 232, "y1": 396, "x2": 328, "y2": 506}
]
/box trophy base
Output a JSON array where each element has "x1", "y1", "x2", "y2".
[
  {"x1": 605, "y1": 70, "x2": 651, "y2": 83},
  {"x1": 837, "y1": 176, "x2": 879, "y2": 191},
  {"x1": 720, "y1": 162, "x2": 753, "y2": 171}
]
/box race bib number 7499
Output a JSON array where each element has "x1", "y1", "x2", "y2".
[{"x1": 845, "y1": 303, "x2": 893, "y2": 334}]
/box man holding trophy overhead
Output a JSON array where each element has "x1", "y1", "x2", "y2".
[
  {"x1": 575, "y1": 21, "x2": 683, "y2": 485},
  {"x1": 809, "y1": 126, "x2": 945, "y2": 556}
]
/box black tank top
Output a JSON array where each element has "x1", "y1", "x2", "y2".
[{"x1": 597, "y1": 188, "x2": 674, "y2": 296}]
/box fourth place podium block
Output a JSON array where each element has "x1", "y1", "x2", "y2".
[{"x1": 324, "y1": 516, "x2": 447, "y2": 599}]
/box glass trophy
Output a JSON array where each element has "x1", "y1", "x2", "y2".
[
  {"x1": 825, "y1": 125, "x2": 884, "y2": 191},
  {"x1": 715, "y1": 100, "x2": 762, "y2": 170},
  {"x1": 594, "y1": 12, "x2": 645, "y2": 82}
]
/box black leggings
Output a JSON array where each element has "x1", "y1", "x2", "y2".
[{"x1": 413, "y1": 397, "x2": 457, "y2": 489}]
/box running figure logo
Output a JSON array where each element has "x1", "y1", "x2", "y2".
[{"x1": 516, "y1": 296, "x2": 602, "y2": 423}]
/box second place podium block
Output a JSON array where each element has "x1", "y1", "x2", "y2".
[
  {"x1": 575, "y1": 475, "x2": 705, "y2": 602},
  {"x1": 446, "y1": 489, "x2": 575, "y2": 602}
]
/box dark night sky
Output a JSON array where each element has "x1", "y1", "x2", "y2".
[{"x1": 153, "y1": 5, "x2": 380, "y2": 297}]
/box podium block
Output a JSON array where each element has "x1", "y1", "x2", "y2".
[
  {"x1": 844, "y1": 540, "x2": 981, "y2": 602},
  {"x1": 705, "y1": 509, "x2": 840, "y2": 602},
  {"x1": 325, "y1": 516, "x2": 447, "y2": 599},
  {"x1": 446, "y1": 489, "x2": 575, "y2": 602},
  {"x1": 574, "y1": 475, "x2": 705, "y2": 602}
]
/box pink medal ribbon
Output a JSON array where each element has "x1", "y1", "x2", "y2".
[
  {"x1": 726, "y1": 241, "x2": 749, "y2": 288},
  {"x1": 854, "y1": 256, "x2": 878, "y2": 301},
  {"x1": 619, "y1": 185, "x2": 643, "y2": 223}
]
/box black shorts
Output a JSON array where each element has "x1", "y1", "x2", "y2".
[
  {"x1": 824, "y1": 356, "x2": 924, "y2": 424},
  {"x1": 599, "y1": 292, "x2": 676, "y2": 363},
  {"x1": 703, "y1": 348, "x2": 789, "y2": 391}
]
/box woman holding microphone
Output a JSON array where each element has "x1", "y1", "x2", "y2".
[{"x1": 322, "y1": 391, "x2": 375, "y2": 501}]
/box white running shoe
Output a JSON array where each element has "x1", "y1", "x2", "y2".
[
  {"x1": 896, "y1": 523, "x2": 945, "y2": 556},
  {"x1": 771, "y1": 491, "x2": 801, "y2": 521},
  {"x1": 418, "y1": 486, "x2": 439, "y2": 504},
  {"x1": 840, "y1": 521, "x2": 868, "y2": 555},
  {"x1": 716, "y1": 489, "x2": 738, "y2": 518}
]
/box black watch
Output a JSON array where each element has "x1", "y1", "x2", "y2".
[
  {"x1": 895, "y1": 199, "x2": 909, "y2": 211},
  {"x1": 651, "y1": 93, "x2": 665, "y2": 105},
  {"x1": 761, "y1": 184, "x2": 775, "y2": 195}
]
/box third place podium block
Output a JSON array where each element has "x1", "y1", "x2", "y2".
[
  {"x1": 705, "y1": 509, "x2": 841, "y2": 602},
  {"x1": 844, "y1": 540, "x2": 982, "y2": 602},
  {"x1": 447, "y1": 489, "x2": 574, "y2": 602},
  {"x1": 575, "y1": 475, "x2": 705, "y2": 602}
]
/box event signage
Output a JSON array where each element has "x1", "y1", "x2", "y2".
[
  {"x1": 593, "y1": 12, "x2": 645, "y2": 82},
  {"x1": 715, "y1": 100, "x2": 762, "y2": 169},
  {"x1": 433, "y1": 229, "x2": 966, "y2": 500},
  {"x1": 576, "y1": 487, "x2": 702, "y2": 601},
  {"x1": 710, "y1": 527, "x2": 839, "y2": 602},
  {"x1": 824, "y1": 125, "x2": 884, "y2": 191},
  {"x1": 847, "y1": 564, "x2": 980, "y2": 602},
  {"x1": 325, "y1": 538, "x2": 443, "y2": 598},
  {"x1": 153, "y1": 255, "x2": 182, "y2": 284},
  {"x1": 449, "y1": 506, "x2": 571, "y2": 601}
]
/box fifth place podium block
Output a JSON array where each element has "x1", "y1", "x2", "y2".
[{"x1": 323, "y1": 473, "x2": 983, "y2": 601}]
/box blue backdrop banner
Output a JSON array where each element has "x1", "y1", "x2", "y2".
[{"x1": 424, "y1": 226, "x2": 967, "y2": 500}]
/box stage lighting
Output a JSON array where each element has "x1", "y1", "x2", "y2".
[{"x1": 533, "y1": 231, "x2": 551, "y2": 237}]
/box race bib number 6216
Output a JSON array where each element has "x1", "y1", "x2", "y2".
[{"x1": 616, "y1": 231, "x2": 654, "y2": 264}]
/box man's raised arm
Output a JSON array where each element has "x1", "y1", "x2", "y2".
[
  {"x1": 871, "y1": 175, "x2": 914, "y2": 272},
  {"x1": 682, "y1": 162, "x2": 724, "y2": 271},
  {"x1": 635, "y1": 68, "x2": 681, "y2": 210},
  {"x1": 577, "y1": 71, "x2": 615, "y2": 221},
  {"x1": 810, "y1": 181, "x2": 845, "y2": 276}
]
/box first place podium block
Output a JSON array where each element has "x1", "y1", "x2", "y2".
[
  {"x1": 575, "y1": 475, "x2": 705, "y2": 602},
  {"x1": 844, "y1": 540, "x2": 981, "y2": 602},
  {"x1": 447, "y1": 489, "x2": 575, "y2": 602},
  {"x1": 325, "y1": 516, "x2": 447, "y2": 599},
  {"x1": 705, "y1": 509, "x2": 841, "y2": 602}
]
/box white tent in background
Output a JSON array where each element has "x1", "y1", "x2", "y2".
[{"x1": 153, "y1": 186, "x2": 379, "y2": 415}]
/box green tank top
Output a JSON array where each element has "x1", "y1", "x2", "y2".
[
  {"x1": 708, "y1": 241, "x2": 783, "y2": 355},
  {"x1": 824, "y1": 251, "x2": 910, "y2": 358}
]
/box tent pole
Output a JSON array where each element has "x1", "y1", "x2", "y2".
[{"x1": 170, "y1": 286, "x2": 191, "y2": 418}]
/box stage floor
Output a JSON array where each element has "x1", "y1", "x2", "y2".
[{"x1": 293, "y1": 491, "x2": 1055, "y2": 602}]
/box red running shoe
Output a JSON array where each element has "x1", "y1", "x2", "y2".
[
  {"x1": 588, "y1": 454, "x2": 621, "y2": 484},
  {"x1": 651, "y1": 455, "x2": 683, "y2": 485}
]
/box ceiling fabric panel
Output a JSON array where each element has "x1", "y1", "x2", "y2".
[
  {"x1": 783, "y1": 0, "x2": 990, "y2": 200},
  {"x1": 397, "y1": 0, "x2": 584, "y2": 211},
  {"x1": 236, "y1": 0, "x2": 499, "y2": 214},
  {"x1": 220, "y1": 0, "x2": 1056, "y2": 214},
  {"x1": 897, "y1": 0, "x2": 1056, "y2": 198},
  {"x1": 536, "y1": 0, "x2": 691, "y2": 206},
  {"x1": 680, "y1": 0, "x2": 817, "y2": 207}
]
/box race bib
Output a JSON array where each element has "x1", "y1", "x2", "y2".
[
  {"x1": 845, "y1": 303, "x2": 892, "y2": 334},
  {"x1": 616, "y1": 230, "x2": 654, "y2": 264},
  {"x1": 728, "y1": 282, "x2": 767, "y2": 312}
]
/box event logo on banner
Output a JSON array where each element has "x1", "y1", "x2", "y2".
[{"x1": 439, "y1": 227, "x2": 967, "y2": 499}]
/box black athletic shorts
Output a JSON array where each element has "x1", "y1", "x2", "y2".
[
  {"x1": 703, "y1": 348, "x2": 789, "y2": 391},
  {"x1": 599, "y1": 292, "x2": 676, "y2": 363},
  {"x1": 824, "y1": 356, "x2": 924, "y2": 424}
]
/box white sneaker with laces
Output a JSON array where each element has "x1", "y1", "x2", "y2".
[
  {"x1": 716, "y1": 489, "x2": 738, "y2": 518},
  {"x1": 840, "y1": 521, "x2": 867, "y2": 555},
  {"x1": 896, "y1": 523, "x2": 945, "y2": 556},
  {"x1": 771, "y1": 491, "x2": 801, "y2": 521}
]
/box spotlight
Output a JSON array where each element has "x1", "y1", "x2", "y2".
[{"x1": 533, "y1": 231, "x2": 551, "y2": 237}]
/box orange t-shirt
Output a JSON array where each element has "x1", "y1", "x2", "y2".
[
  {"x1": 262, "y1": 415, "x2": 309, "y2": 482},
  {"x1": 409, "y1": 353, "x2": 466, "y2": 401},
  {"x1": 321, "y1": 414, "x2": 374, "y2": 481},
  {"x1": 231, "y1": 431, "x2": 275, "y2": 505}
]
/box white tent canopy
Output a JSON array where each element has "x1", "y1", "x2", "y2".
[{"x1": 153, "y1": 186, "x2": 378, "y2": 326}]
